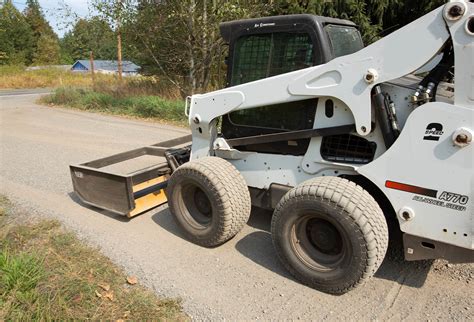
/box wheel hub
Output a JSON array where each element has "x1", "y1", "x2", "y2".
[
  {"x1": 194, "y1": 188, "x2": 211, "y2": 215},
  {"x1": 306, "y1": 219, "x2": 342, "y2": 256}
]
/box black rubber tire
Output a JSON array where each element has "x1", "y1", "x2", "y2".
[
  {"x1": 166, "y1": 157, "x2": 251, "y2": 247},
  {"x1": 271, "y1": 176, "x2": 388, "y2": 294}
]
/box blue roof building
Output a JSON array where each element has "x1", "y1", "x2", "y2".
[{"x1": 71, "y1": 60, "x2": 140, "y2": 76}]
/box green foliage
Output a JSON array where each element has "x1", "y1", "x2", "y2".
[
  {"x1": 272, "y1": 0, "x2": 447, "y2": 43},
  {"x1": 24, "y1": 0, "x2": 60, "y2": 64},
  {"x1": 33, "y1": 34, "x2": 61, "y2": 64},
  {"x1": 0, "y1": 0, "x2": 34, "y2": 65},
  {"x1": 0, "y1": 0, "x2": 60, "y2": 65},
  {"x1": 61, "y1": 17, "x2": 117, "y2": 61},
  {"x1": 42, "y1": 87, "x2": 187, "y2": 124},
  {"x1": 124, "y1": 0, "x2": 274, "y2": 95},
  {"x1": 0, "y1": 249, "x2": 44, "y2": 294},
  {"x1": 0, "y1": 0, "x2": 452, "y2": 91}
]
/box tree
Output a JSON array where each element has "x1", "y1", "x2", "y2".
[
  {"x1": 61, "y1": 17, "x2": 116, "y2": 61},
  {"x1": 0, "y1": 0, "x2": 34, "y2": 65},
  {"x1": 272, "y1": 0, "x2": 447, "y2": 44},
  {"x1": 91, "y1": 0, "x2": 135, "y2": 80},
  {"x1": 124, "y1": 0, "x2": 274, "y2": 95},
  {"x1": 33, "y1": 33, "x2": 61, "y2": 64},
  {"x1": 24, "y1": 0, "x2": 60, "y2": 64}
]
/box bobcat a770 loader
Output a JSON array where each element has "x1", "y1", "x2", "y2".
[{"x1": 70, "y1": 1, "x2": 474, "y2": 294}]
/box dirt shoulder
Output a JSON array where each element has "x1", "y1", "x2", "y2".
[{"x1": 0, "y1": 196, "x2": 187, "y2": 320}]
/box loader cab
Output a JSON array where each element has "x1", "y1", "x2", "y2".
[{"x1": 220, "y1": 15, "x2": 363, "y2": 155}]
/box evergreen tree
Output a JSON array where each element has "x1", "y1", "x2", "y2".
[
  {"x1": 23, "y1": 0, "x2": 60, "y2": 64},
  {"x1": 0, "y1": 0, "x2": 34, "y2": 65}
]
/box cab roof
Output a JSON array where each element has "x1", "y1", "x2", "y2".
[{"x1": 220, "y1": 14, "x2": 357, "y2": 43}]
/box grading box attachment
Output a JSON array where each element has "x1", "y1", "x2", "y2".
[{"x1": 70, "y1": 135, "x2": 191, "y2": 217}]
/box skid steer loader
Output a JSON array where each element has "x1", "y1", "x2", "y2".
[{"x1": 70, "y1": 1, "x2": 474, "y2": 294}]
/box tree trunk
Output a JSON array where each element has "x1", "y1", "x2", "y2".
[{"x1": 187, "y1": 0, "x2": 196, "y2": 94}]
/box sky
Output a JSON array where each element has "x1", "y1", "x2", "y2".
[{"x1": 13, "y1": 0, "x2": 94, "y2": 37}]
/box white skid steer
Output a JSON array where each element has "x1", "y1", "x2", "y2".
[{"x1": 70, "y1": 1, "x2": 474, "y2": 294}]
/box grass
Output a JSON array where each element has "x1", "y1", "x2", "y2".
[
  {"x1": 0, "y1": 65, "x2": 96, "y2": 89},
  {"x1": 0, "y1": 196, "x2": 186, "y2": 320},
  {"x1": 1, "y1": 64, "x2": 187, "y2": 125},
  {"x1": 0, "y1": 65, "x2": 182, "y2": 98},
  {"x1": 40, "y1": 86, "x2": 188, "y2": 126}
]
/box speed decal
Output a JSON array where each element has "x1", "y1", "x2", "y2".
[
  {"x1": 385, "y1": 180, "x2": 468, "y2": 212},
  {"x1": 385, "y1": 181, "x2": 437, "y2": 198}
]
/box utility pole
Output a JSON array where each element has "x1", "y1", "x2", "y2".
[
  {"x1": 116, "y1": 0, "x2": 123, "y2": 81},
  {"x1": 89, "y1": 51, "x2": 95, "y2": 83}
]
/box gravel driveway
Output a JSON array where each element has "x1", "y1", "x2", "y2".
[{"x1": 1, "y1": 91, "x2": 472, "y2": 320}]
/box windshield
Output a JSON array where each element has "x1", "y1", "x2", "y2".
[{"x1": 325, "y1": 24, "x2": 364, "y2": 57}]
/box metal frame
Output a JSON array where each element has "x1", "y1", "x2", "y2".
[{"x1": 70, "y1": 135, "x2": 191, "y2": 215}]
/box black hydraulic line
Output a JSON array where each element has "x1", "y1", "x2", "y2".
[
  {"x1": 373, "y1": 86, "x2": 396, "y2": 148},
  {"x1": 420, "y1": 40, "x2": 455, "y2": 100}
]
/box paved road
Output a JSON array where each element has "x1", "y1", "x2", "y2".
[{"x1": 1, "y1": 91, "x2": 472, "y2": 320}]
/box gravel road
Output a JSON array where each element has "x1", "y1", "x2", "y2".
[{"x1": 1, "y1": 91, "x2": 472, "y2": 320}]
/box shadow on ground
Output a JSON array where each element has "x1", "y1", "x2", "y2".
[
  {"x1": 151, "y1": 206, "x2": 187, "y2": 240},
  {"x1": 68, "y1": 192, "x2": 131, "y2": 223},
  {"x1": 238, "y1": 208, "x2": 433, "y2": 289},
  {"x1": 80, "y1": 194, "x2": 432, "y2": 290}
]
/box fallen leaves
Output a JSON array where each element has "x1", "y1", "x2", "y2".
[
  {"x1": 96, "y1": 283, "x2": 114, "y2": 301},
  {"x1": 104, "y1": 291, "x2": 115, "y2": 301},
  {"x1": 72, "y1": 293, "x2": 83, "y2": 303},
  {"x1": 126, "y1": 276, "x2": 138, "y2": 285},
  {"x1": 96, "y1": 290, "x2": 115, "y2": 301},
  {"x1": 98, "y1": 283, "x2": 111, "y2": 291}
]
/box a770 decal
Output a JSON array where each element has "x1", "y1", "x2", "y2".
[{"x1": 385, "y1": 180, "x2": 469, "y2": 212}]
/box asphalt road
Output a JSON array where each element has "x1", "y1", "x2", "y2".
[{"x1": 1, "y1": 91, "x2": 472, "y2": 320}]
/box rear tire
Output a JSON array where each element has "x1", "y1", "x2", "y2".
[
  {"x1": 271, "y1": 176, "x2": 388, "y2": 294},
  {"x1": 167, "y1": 157, "x2": 251, "y2": 247}
]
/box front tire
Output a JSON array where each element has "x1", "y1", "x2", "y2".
[
  {"x1": 167, "y1": 157, "x2": 251, "y2": 247},
  {"x1": 271, "y1": 176, "x2": 388, "y2": 294}
]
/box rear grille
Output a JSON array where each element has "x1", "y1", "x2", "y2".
[{"x1": 321, "y1": 134, "x2": 376, "y2": 164}]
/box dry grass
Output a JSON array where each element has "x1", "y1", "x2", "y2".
[
  {"x1": 0, "y1": 65, "x2": 182, "y2": 100},
  {"x1": 0, "y1": 65, "x2": 95, "y2": 89},
  {"x1": 0, "y1": 196, "x2": 187, "y2": 320}
]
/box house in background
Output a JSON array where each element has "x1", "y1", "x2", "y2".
[{"x1": 71, "y1": 60, "x2": 140, "y2": 76}]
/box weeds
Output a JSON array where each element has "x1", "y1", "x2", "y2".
[
  {"x1": 0, "y1": 196, "x2": 186, "y2": 320},
  {"x1": 41, "y1": 87, "x2": 187, "y2": 125},
  {"x1": 0, "y1": 65, "x2": 182, "y2": 99},
  {"x1": 2, "y1": 65, "x2": 187, "y2": 125}
]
